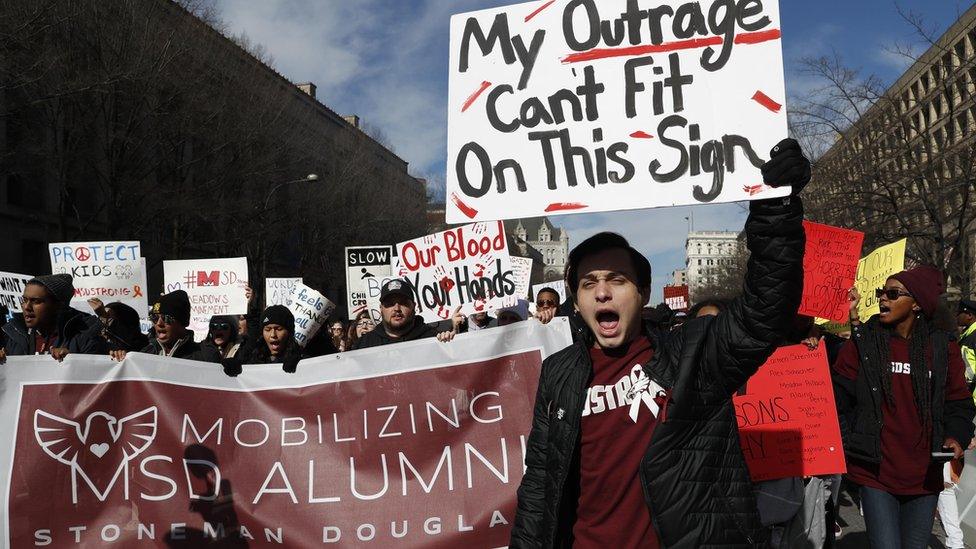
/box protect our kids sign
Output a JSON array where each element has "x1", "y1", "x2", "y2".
[
  {"x1": 445, "y1": 0, "x2": 789, "y2": 222},
  {"x1": 396, "y1": 221, "x2": 516, "y2": 319}
]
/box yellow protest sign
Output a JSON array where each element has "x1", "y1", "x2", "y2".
[{"x1": 854, "y1": 239, "x2": 907, "y2": 321}]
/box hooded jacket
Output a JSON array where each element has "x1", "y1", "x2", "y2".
[
  {"x1": 2, "y1": 308, "x2": 105, "y2": 356},
  {"x1": 352, "y1": 316, "x2": 440, "y2": 350},
  {"x1": 510, "y1": 197, "x2": 805, "y2": 548}
]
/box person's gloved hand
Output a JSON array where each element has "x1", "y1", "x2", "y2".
[
  {"x1": 761, "y1": 138, "x2": 810, "y2": 195},
  {"x1": 222, "y1": 357, "x2": 243, "y2": 377}
]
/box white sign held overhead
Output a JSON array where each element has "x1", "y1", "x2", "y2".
[
  {"x1": 446, "y1": 0, "x2": 788, "y2": 222},
  {"x1": 162, "y1": 257, "x2": 249, "y2": 341}
]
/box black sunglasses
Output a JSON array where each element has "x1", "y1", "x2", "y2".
[
  {"x1": 876, "y1": 288, "x2": 913, "y2": 301},
  {"x1": 210, "y1": 322, "x2": 231, "y2": 330},
  {"x1": 150, "y1": 313, "x2": 178, "y2": 325},
  {"x1": 536, "y1": 299, "x2": 557, "y2": 307}
]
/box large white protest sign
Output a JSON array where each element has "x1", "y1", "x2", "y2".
[
  {"x1": 286, "y1": 282, "x2": 336, "y2": 347},
  {"x1": 265, "y1": 277, "x2": 302, "y2": 307},
  {"x1": 396, "y1": 221, "x2": 515, "y2": 319},
  {"x1": 162, "y1": 257, "x2": 248, "y2": 341},
  {"x1": 0, "y1": 320, "x2": 573, "y2": 548},
  {"x1": 49, "y1": 241, "x2": 147, "y2": 317},
  {"x1": 446, "y1": 0, "x2": 789, "y2": 222},
  {"x1": 0, "y1": 271, "x2": 32, "y2": 313},
  {"x1": 345, "y1": 246, "x2": 393, "y2": 319}
]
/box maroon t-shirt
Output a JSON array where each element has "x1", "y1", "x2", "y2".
[
  {"x1": 833, "y1": 336, "x2": 971, "y2": 494},
  {"x1": 574, "y1": 336, "x2": 662, "y2": 548}
]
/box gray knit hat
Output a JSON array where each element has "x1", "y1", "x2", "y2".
[{"x1": 28, "y1": 274, "x2": 75, "y2": 304}]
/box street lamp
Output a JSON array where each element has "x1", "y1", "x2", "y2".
[{"x1": 263, "y1": 173, "x2": 319, "y2": 210}]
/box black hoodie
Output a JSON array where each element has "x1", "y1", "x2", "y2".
[{"x1": 2, "y1": 308, "x2": 104, "y2": 356}]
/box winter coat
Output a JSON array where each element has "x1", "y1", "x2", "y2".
[
  {"x1": 510, "y1": 197, "x2": 806, "y2": 548},
  {"x1": 140, "y1": 333, "x2": 221, "y2": 363},
  {"x1": 2, "y1": 308, "x2": 105, "y2": 356},
  {"x1": 832, "y1": 318, "x2": 976, "y2": 464},
  {"x1": 352, "y1": 316, "x2": 440, "y2": 350}
]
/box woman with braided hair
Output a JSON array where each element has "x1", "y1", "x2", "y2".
[{"x1": 832, "y1": 266, "x2": 975, "y2": 549}]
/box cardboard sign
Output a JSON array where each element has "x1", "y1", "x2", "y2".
[
  {"x1": 49, "y1": 241, "x2": 148, "y2": 318},
  {"x1": 265, "y1": 278, "x2": 303, "y2": 308},
  {"x1": 0, "y1": 320, "x2": 573, "y2": 547},
  {"x1": 734, "y1": 343, "x2": 846, "y2": 481},
  {"x1": 396, "y1": 221, "x2": 515, "y2": 319},
  {"x1": 345, "y1": 246, "x2": 394, "y2": 319},
  {"x1": 0, "y1": 271, "x2": 32, "y2": 313},
  {"x1": 285, "y1": 282, "x2": 336, "y2": 347},
  {"x1": 799, "y1": 222, "x2": 864, "y2": 323},
  {"x1": 854, "y1": 239, "x2": 907, "y2": 321},
  {"x1": 162, "y1": 258, "x2": 249, "y2": 341},
  {"x1": 446, "y1": 0, "x2": 789, "y2": 222},
  {"x1": 663, "y1": 284, "x2": 690, "y2": 312},
  {"x1": 510, "y1": 256, "x2": 533, "y2": 300}
]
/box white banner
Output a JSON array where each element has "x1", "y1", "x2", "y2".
[
  {"x1": 511, "y1": 257, "x2": 533, "y2": 301},
  {"x1": 265, "y1": 278, "x2": 302, "y2": 308},
  {"x1": 0, "y1": 271, "x2": 32, "y2": 313},
  {"x1": 162, "y1": 258, "x2": 249, "y2": 341},
  {"x1": 0, "y1": 319, "x2": 573, "y2": 548},
  {"x1": 446, "y1": 0, "x2": 789, "y2": 222},
  {"x1": 345, "y1": 246, "x2": 394, "y2": 319},
  {"x1": 396, "y1": 221, "x2": 515, "y2": 320},
  {"x1": 285, "y1": 282, "x2": 336, "y2": 347},
  {"x1": 48, "y1": 241, "x2": 147, "y2": 317}
]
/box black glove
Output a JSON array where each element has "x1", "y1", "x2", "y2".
[
  {"x1": 282, "y1": 347, "x2": 301, "y2": 374},
  {"x1": 761, "y1": 138, "x2": 810, "y2": 195},
  {"x1": 222, "y1": 357, "x2": 243, "y2": 377}
]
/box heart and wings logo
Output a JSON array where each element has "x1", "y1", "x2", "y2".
[{"x1": 33, "y1": 407, "x2": 158, "y2": 500}]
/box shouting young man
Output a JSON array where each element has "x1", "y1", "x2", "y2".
[{"x1": 510, "y1": 139, "x2": 810, "y2": 548}]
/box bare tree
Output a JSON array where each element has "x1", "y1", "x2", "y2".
[{"x1": 792, "y1": 6, "x2": 976, "y2": 294}]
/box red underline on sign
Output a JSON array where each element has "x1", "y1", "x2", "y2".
[
  {"x1": 525, "y1": 0, "x2": 556, "y2": 22},
  {"x1": 451, "y1": 192, "x2": 479, "y2": 219},
  {"x1": 545, "y1": 202, "x2": 588, "y2": 212},
  {"x1": 461, "y1": 81, "x2": 492, "y2": 112},
  {"x1": 630, "y1": 131, "x2": 654, "y2": 139},
  {"x1": 560, "y1": 28, "x2": 782, "y2": 64},
  {"x1": 751, "y1": 90, "x2": 782, "y2": 113}
]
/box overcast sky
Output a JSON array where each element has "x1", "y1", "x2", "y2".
[{"x1": 212, "y1": 0, "x2": 971, "y2": 302}]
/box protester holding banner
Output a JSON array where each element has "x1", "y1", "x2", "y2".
[
  {"x1": 511, "y1": 139, "x2": 809, "y2": 548},
  {"x1": 353, "y1": 279, "x2": 463, "y2": 349},
  {"x1": 534, "y1": 287, "x2": 560, "y2": 315},
  {"x1": 328, "y1": 320, "x2": 348, "y2": 352},
  {"x1": 201, "y1": 315, "x2": 243, "y2": 359},
  {"x1": 466, "y1": 311, "x2": 494, "y2": 331},
  {"x1": 94, "y1": 301, "x2": 149, "y2": 352},
  {"x1": 233, "y1": 304, "x2": 304, "y2": 372},
  {"x1": 345, "y1": 310, "x2": 375, "y2": 349},
  {"x1": 832, "y1": 267, "x2": 976, "y2": 549},
  {"x1": 1, "y1": 274, "x2": 104, "y2": 361},
  {"x1": 113, "y1": 290, "x2": 220, "y2": 363}
]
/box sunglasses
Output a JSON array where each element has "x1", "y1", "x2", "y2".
[
  {"x1": 357, "y1": 321, "x2": 374, "y2": 327},
  {"x1": 536, "y1": 299, "x2": 557, "y2": 307},
  {"x1": 150, "y1": 313, "x2": 179, "y2": 325},
  {"x1": 875, "y1": 288, "x2": 913, "y2": 301},
  {"x1": 210, "y1": 322, "x2": 231, "y2": 331}
]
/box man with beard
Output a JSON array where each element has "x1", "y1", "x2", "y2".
[{"x1": 353, "y1": 279, "x2": 461, "y2": 349}]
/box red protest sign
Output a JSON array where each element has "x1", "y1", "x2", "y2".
[
  {"x1": 799, "y1": 221, "x2": 864, "y2": 322},
  {"x1": 734, "y1": 343, "x2": 846, "y2": 482},
  {"x1": 663, "y1": 285, "x2": 689, "y2": 312}
]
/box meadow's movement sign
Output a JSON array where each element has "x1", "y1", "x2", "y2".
[
  {"x1": 0, "y1": 320, "x2": 573, "y2": 548},
  {"x1": 446, "y1": 0, "x2": 789, "y2": 222},
  {"x1": 162, "y1": 258, "x2": 249, "y2": 341}
]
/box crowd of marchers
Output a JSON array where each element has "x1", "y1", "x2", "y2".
[{"x1": 2, "y1": 139, "x2": 976, "y2": 549}]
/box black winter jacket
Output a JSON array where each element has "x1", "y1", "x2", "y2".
[
  {"x1": 833, "y1": 319, "x2": 976, "y2": 465},
  {"x1": 2, "y1": 308, "x2": 105, "y2": 356},
  {"x1": 352, "y1": 316, "x2": 439, "y2": 350},
  {"x1": 510, "y1": 197, "x2": 805, "y2": 548},
  {"x1": 140, "y1": 332, "x2": 221, "y2": 363}
]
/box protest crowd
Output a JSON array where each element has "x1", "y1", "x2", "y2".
[{"x1": 1, "y1": 138, "x2": 974, "y2": 549}]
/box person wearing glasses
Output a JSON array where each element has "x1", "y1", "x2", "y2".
[
  {"x1": 202, "y1": 315, "x2": 243, "y2": 359},
  {"x1": 111, "y1": 290, "x2": 220, "y2": 363},
  {"x1": 0, "y1": 274, "x2": 104, "y2": 361},
  {"x1": 87, "y1": 298, "x2": 149, "y2": 352},
  {"x1": 345, "y1": 311, "x2": 375, "y2": 349},
  {"x1": 832, "y1": 267, "x2": 975, "y2": 549},
  {"x1": 534, "y1": 287, "x2": 561, "y2": 315}
]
